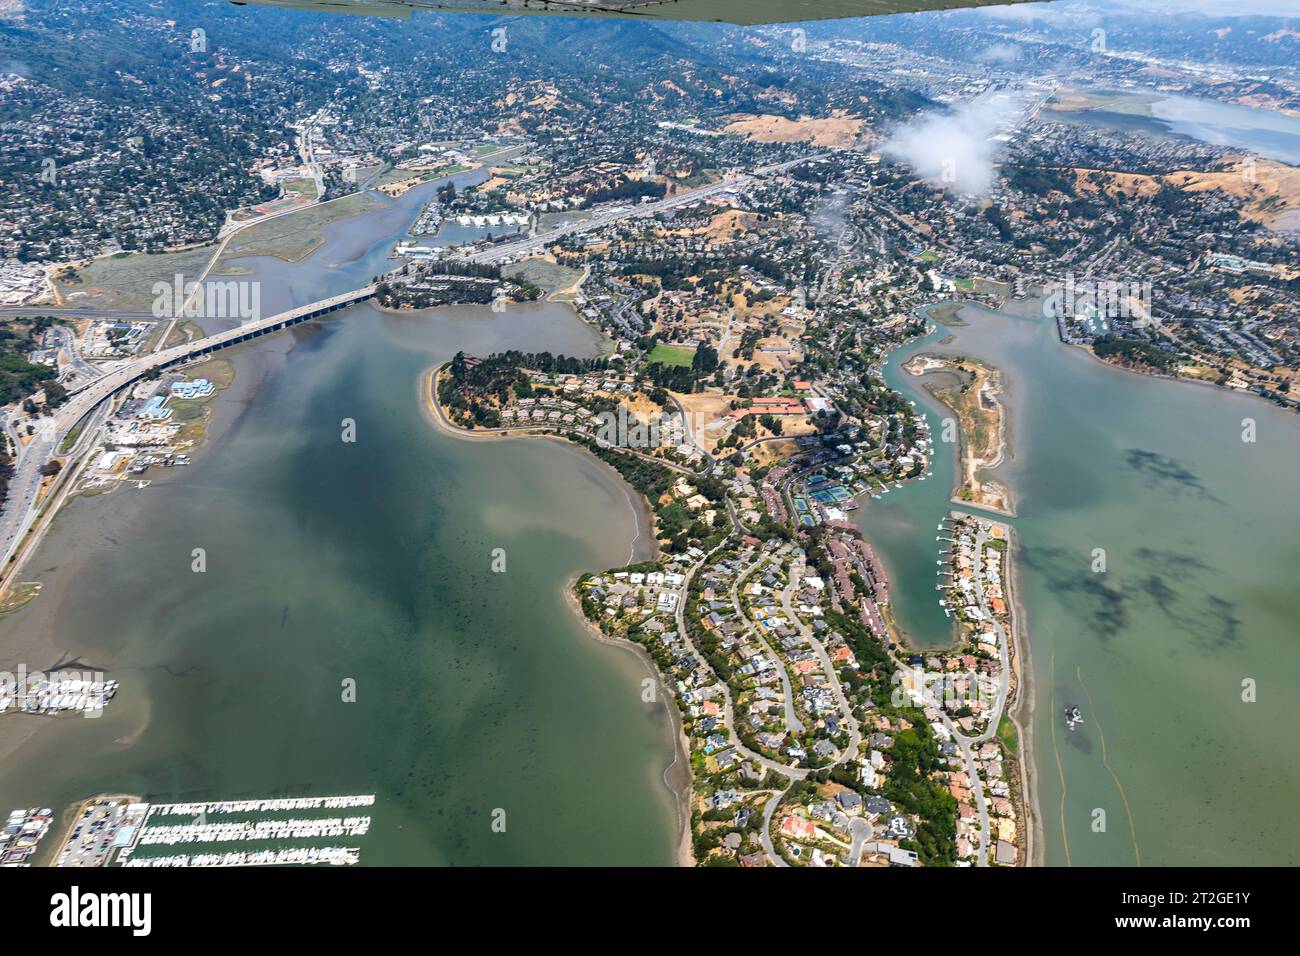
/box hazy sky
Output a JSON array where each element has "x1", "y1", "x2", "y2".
[{"x1": 980, "y1": 0, "x2": 1300, "y2": 18}]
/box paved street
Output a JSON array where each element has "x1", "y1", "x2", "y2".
[
  {"x1": 466, "y1": 154, "x2": 823, "y2": 264},
  {"x1": 731, "y1": 556, "x2": 803, "y2": 736},
  {"x1": 0, "y1": 286, "x2": 375, "y2": 584},
  {"x1": 780, "y1": 555, "x2": 862, "y2": 762}
]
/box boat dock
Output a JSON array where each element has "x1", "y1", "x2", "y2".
[
  {"x1": 48, "y1": 793, "x2": 377, "y2": 867},
  {"x1": 0, "y1": 675, "x2": 118, "y2": 717}
]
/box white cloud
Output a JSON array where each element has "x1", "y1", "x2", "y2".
[
  {"x1": 881, "y1": 94, "x2": 1024, "y2": 196},
  {"x1": 976, "y1": 1, "x2": 1075, "y2": 21},
  {"x1": 976, "y1": 42, "x2": 1022, "y2": 63}
]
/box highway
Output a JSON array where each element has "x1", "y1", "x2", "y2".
[
  {"x1": 464, "y1": 153, "x2": 824, "y2": 265},
  {"x1": 0, "y1": 307, "x2": 159, "y2": 320},
  {"x1": 1, "y1": 147, "x2": 825, "y2": 581},
  {"x1": 0, "y1": 285, "x2": 376, "y2": 585},
  {"x1": 52, "y1": 325, "x2": 101, "y2": 388}
]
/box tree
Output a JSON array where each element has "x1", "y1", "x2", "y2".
[{"x1": 43, "y1": 381, "x2": 68, "y2": 408}]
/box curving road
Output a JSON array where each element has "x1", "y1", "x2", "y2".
[
  {"x1": 779, "y1": 555, "x2": 862, "y2": 763},
  {"x1": 673, "y1": 542, "x2": 809, "y2": 784},
  {"x1": 731, "y1": 556, "x2": 803, "y2": 736}
]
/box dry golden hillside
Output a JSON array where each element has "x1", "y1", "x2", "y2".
[
  {"x1": 1072, "y1": 158, "x2": 1300, "y2": 228},
  {"x1": 722, "y1": 111, "x2": 863, "y2": 148}
]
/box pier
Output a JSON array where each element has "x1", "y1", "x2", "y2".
[{"x1": 52, "y1": 792, "x2": 379, "y2": 867}]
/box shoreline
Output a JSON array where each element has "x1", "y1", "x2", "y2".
[
  {"x1": 905, "y1": 351, "x2": 1016, "y2": 518},
  {"x1": 1061, "y1": 333, "x2": 1299, "y2": 414},
  {"x1": 3, "y1": 349, "x2": 246, "y2": 599},
  {"x1": 868, "y1": 310, "x2": 1041, "y2": 865},
  {"x1": 940, "y1": 509, "x2": 1037, "y2": 868},
  {"x1": 0, "y1": 338, "x2": 289, "y2": 782},
  {"x1": 974, "y1": 515, "x2": 1038, "y2": 868},
  {"x1": 940, "y1": 510, "x2": 1037, "y2": 868},
  {"x1": 1004, "y1": 526, "x2": 1042, "y2": 867},
  {"x1": 998, "y1": 290, "x2": 1287, "y2": 866},
  {"x1": 952, "y1": 289, "x2": 1299, "y2": 417},
  {"x1": 561, "y1": 583, "x2": 694, "y2": 868},
  {"x1": 420, "y1": 364, "x2": 694, "y2": 867}
]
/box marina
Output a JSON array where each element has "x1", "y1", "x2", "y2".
[
  {"x1": 859, "y1": 299, "x2": 1300, "y2": 865},
  {"x1": 410, "y1": 198, "x2": 444, "y2": 236},
  {"x1": 51, "y1": 793, "x2": 377, "y2": 867},
  {"x1": 0, "y1": 675, "x2": 118, "y2": 717},
  {"x1": 0, "y1": 807, "x2": 52, "y2": 866},
  {"x1": 122, "y1": 846, "x2": 361, "y2": 867},
  {"x1": 0, "y1": 291, "x2": 679, "y2": 866},
  {"x1": 132, "y1": 815, "x2": 372, "y2": 846}
]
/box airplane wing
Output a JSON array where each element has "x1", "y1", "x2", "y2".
[{"x1": 229, "y1": 0, "x2": 1052, "y2": 25}]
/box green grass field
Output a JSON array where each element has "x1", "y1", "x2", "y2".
[
  {"x1": 648, "y1": 344, "x2": 696, "y2": 367},
  {"x1": 216, "y1": 191, "x2": 379, "y2": 266},
  {"x1": 536, "y1": 209, "x2": 594, "y2": 232},
  {"x1": 54, "y1": 246, "x2": 217, "y2": 313},
  {"x1": 169, "y1": 358, "x2": 235, "y2": 446},
  {"x1": 375, "y1": 164, "x2": 472, "y2": 189},
  {"x1": 997, "y1": 714, "x2": 1019, "y2": 756},
  {"x1": 281, "y1": 177, "x2": 319, "y2": 202},
  {"x1": 503, "y1": 259, "x2": 583, "y2": 298}
]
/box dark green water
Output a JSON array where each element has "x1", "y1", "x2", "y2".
[
  {"x1": 6, "y1": 164, "x2": 1297, "y2": 867},
  {"x1": 0, "y1": 302, "x2": 679, "y2": 865},
  {"x1": 858, "y1": 302, "x2": 1300, "y2": 866}
]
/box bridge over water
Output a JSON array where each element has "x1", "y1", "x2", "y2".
[
  {"x1": 0, "y1": 285, "x2": 376, "y2": 581},
  {"x1": 70, "y1": 284, "x2": 377, "y2": 400}
]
